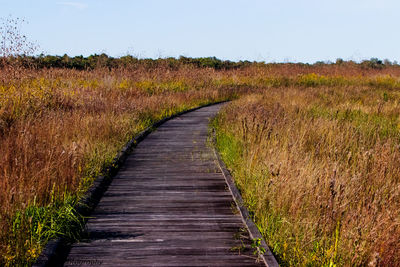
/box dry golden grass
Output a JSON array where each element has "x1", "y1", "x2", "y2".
[
  {"x1": 214, "y1": 81, "x2": 400, "y2": 266},
  {"x1": 0, "y1": 65, "x2": 247, "y2": 265},
  {"x1": 2, "y1": 62, "x2": 400, "y2": 265}
]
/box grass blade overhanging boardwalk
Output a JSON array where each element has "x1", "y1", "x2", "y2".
[{"x1": 36, "y1": 103, "x2": 277, "y2": 266}]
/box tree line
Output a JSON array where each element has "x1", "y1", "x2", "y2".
[{"x1": 0, "y1": 53, "x2": 398, "y2": 71}]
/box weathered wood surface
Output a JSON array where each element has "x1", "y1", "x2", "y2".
[{"x1": 64, "y1": 104, "x2": 265, "y2": 266}]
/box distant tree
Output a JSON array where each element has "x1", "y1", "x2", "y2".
[
  {"x1": 335, "y1": 58, "x2": 344, "y2": 65},
  {"x1": 361, "y1": 58, "x2": 384, "y2": 69},
  {"x1": 314, "y1": 61, "x2": 326, "y2": 66}
]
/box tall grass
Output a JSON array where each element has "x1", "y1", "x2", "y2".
[
  {"x1": 0, "y1": 66, "x2": 245, "y2": 266},
  {"x1": 2, "y1": 63, "x2": 400, "y2": 265},
  {"x1": 214, "y1": 83, "x2": 400, "y2": 265}
]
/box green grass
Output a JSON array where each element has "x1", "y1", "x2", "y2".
[{"x1": 4, "y1": 194, "x2": 83, "y2": 266}]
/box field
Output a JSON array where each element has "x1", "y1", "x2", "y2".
[
  {"x1": 1, "y1": 60, "x2": 400, "y2": 266},
  {"x1": 213, "y1": 68, "x2": 400, "y2": 265}
]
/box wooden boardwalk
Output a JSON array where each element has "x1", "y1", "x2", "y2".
[{"x1": 64, "y1": 104, "x2": 265, "y2": 266}]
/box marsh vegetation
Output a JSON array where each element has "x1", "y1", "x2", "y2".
[{"x1": 1, "y1": 58, "x2": 400, "y2": 266}]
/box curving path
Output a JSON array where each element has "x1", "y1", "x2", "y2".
[{"x1": 63, "y1": 104, "x2": 266, "y2": 266}]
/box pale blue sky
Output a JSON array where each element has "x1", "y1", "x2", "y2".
[{"x1": 1, "y1": 0, "x2": 399, "y2": 63}]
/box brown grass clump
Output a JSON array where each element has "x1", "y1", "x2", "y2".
[{"x1": 214, "y1": 82, "x2": 400, "y2": 265}]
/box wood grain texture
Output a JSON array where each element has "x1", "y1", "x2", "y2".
[{"x1": 63, "y1": 104, "x2": 267, "y2": 266}]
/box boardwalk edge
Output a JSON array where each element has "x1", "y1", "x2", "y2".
[
  {"x1": 211, "y1": 130, "x2": 280, "y2": 267},
  {"x1": 33, "y1": 100, "x2": 228, "y2": 267}
]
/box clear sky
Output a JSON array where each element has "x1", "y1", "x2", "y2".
[{"x1": 1, "y1": 0, "x2": 399, "y2": 63}]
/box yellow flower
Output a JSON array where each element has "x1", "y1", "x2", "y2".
[{"x1": 27, "y1": 247, "x2": 39, "y2": 259}]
